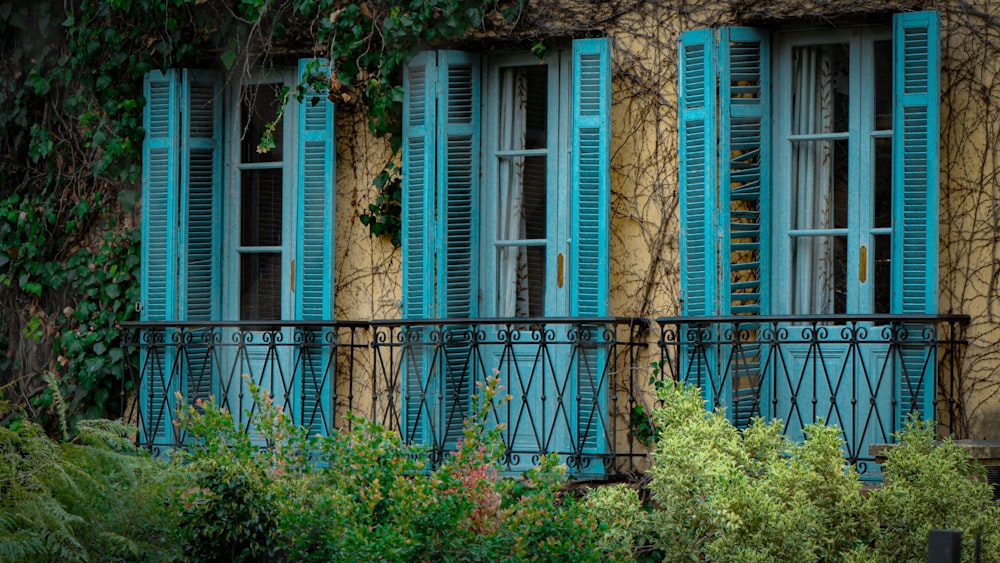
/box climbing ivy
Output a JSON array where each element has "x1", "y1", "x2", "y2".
[
  {"x1": 292, "y1": 0, "x2": 528, "y2": 246},
  {"x1": 0, "y1": 1, "x2": 525, "y2": 429},
  {"x1": 0, "y1": 0, "x2": 237, "y2": 427}
]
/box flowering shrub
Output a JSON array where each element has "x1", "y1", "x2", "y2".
[{"x1": 170, "y1": 373, "x2": 603, "y2": 561}]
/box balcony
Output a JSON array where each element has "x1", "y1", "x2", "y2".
[{"x1": 121, "y1": 314, "x2": 968, "y2": 478}]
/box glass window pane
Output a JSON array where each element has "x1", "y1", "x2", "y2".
[
  {"x1": 499, "y1": 66, "x2": 547, "y2": 150},
  {"x1": 790, "y1": 139, "x2": 849, "y2": 230},
  {"x1": 791, "y1": 44, "x2": 849, "y2": 134},
  {"x1": 874, "y1": 137, "x2": 892, "y2": 229},
  {"x1": 240, "y1": 253, "x2": 281, "y2": 320},
  {"x1": 873, "y1": 40, "x2": 893, "y2": 131},
  {"x1": 497, "y1": 155, "x2": 547, "y2": 242},
  {"x1": 496, "y1": 246, "x2": 545, "y2": 317},
  {"x1": 873, "y1": 234, "x2": 891, "y2": 314},
  {"x1": 241, "y1": 83, "x2": 284, "y2": 163},
  {"x1": 240, "y1": 169, "x2": 283, "y2": 246},
  {"x1": 791, "y1": 235, "x2": 847, "y2": 315}
]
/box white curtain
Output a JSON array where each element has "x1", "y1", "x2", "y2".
[
  {"x1": 791, "y1": 47, "x2": 835, "y2": 315},
  {"x1": 496, "y1": 69, "x2": 530, "y2": 317}
]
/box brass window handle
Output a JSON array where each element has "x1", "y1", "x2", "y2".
[{"x1": 859, "y1": 246, "x2": 867, "y2": 284}]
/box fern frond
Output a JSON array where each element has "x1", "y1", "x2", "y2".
[
  {"x1": 73, "y1": 418, "x2": 138, "y2": 453},
  {"x1": 41, "y1": 371, "x2": 69, "y2": 441},
  {"x1": 2, "y1": 492, "x2": 87, "y2": 562}
]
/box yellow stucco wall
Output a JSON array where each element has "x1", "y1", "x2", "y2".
[{"x1": 330, "y1": 0, "x2": 1000, "y2": 440}]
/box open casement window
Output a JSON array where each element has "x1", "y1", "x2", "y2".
[
  {"x1": 400, "y1": 39, "x2": 610, "y2": 474},
  {"x1": 678, "y1": 12, "x2": 939, "y2": 468},
  {"x1": 139, "y1": 61, "x2": 335, "y2": 446}
]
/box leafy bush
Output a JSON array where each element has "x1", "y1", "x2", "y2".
[
  {"x1": 869, "y1": 417, "x2": 1000, "y2": 562},
  {"x1": 8, "y1": 374, "x2": 997, "y2": 562},
  {"x1": 0, "y1": 416, "x2": 182, "y2": 562},
  {"x1": 170, "y1": 381, "x2": 298, "y2": 562},
  {"x1": 171, "y1": 374, "x2": 603, "y2": 562},
  {"x1": 583, "y1": 381, "x2": 1000, "y2": 562}
]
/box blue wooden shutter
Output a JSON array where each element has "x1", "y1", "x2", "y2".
[
  {"x1": 140, "y1": 70, "x2": 180, "y2": 447},
  {"x1": 295, "y1": 58, "x2": 336, "y2": 435},
  {"x1": 892, "y1": 12, "x2": 939, "y2": 316},
  {"x1": 678, "y1": 29, "x2": 720, "y2": 404},
  {"x1": 678, "y1": 29, "x2": 719, "y2": 320},
  {"x1": 402, "y1": 51, "x2": 437, "y2": 321},
  {"x1": 142, "y1": 70, "x2": 180, "y2": 323},
  {"x1": 436, "y1": 51, "x2": 481, "y2": 450},
  {"x1": 892, "y1": 11, "x2": 940, "y2": 427},
  {"x1": 718, "y1": 29, "x2": 769, "y2": 318},
  {"x1": 401, "y1": 51, "x2": 438, "y2": 448},
  {"x1": 178, "y1": 70, "x2": 222, "y2": 409},
  {"x1": 570, "y1": 38, "x2": 610, "y2": 462},
  {"x1": 718, "y1": 29, "x2": 770, "y2": 427}
]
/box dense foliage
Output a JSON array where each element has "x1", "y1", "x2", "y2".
[
  {"x1": 590, "y1": 382, "x2": 1000, "y2": 562},
  {"x1": 170, "y1": 375, "x2": 603, "y2": 562},
  {"x1": 1, "y1": 0, "x2": 523, "y2": 428},
  {"x1": 2, "y1": 378, "x2": 998, "y2": 561},
  {"x1": 0, "y1": 415, "x2": 184, "y2": 561}
]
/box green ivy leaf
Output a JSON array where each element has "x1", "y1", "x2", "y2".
[{"x1": 221, "y1": 49, "x2": 237, "y2": 70}]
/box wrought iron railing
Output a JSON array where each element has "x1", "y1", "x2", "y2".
[
  {"x1": 120, "y1": 318, "x2": 651, "y2": 474},
  {"x1": 655, "y1": 314, "x2": 969, "y2": 479},
  {"x1": 121, "y1": 314, "x2": 968, "y2": 478}
]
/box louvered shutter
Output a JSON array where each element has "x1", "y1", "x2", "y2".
[
  {"x1": 679, "y1": 30, "x2": 719, "y2": 320},
  {"x1": 178, "y1": 70, "x2": 222, "y2": 412},
  {"x1": 295, "y1": 58, "x2": 336, "y2": 436},
  {"x1": 401, "y1": 51, "x2": 437, "y2": 448},
  {"x1": 678, "y1": 29, "x2": 720, "y2": 403},
  {"x1": 142, "y1": 71, "x2": 179, "y2": 323},
  {"x1": 719, "y1": 29, "x2": 769, "y2": 319},
  {"x1": 678, "y1": 28, "x2": 770, "y2": 424},
  {"x1": 718, "y1": 29, "x2": 769, "y2": 428},
  {"x1": 570, "y1": 38, "x2": 610, "y2": 462},
  {"x1": 436, "y1": 51, "x2": 481, "y2": 451},
  {"x1": 892, "y1": 11, "x2": 940, "y2": 428},
  {"x1": 140, "y1": 70, "x2": 180, "y2": 447}
]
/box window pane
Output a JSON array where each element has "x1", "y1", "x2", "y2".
[
  {"x1": 790, "y1": 139, "x2": 848, "y2": 230},
  {"x1": 493, "y1": 63, "x2": 549, "y2": 319},
  {"x1": 240, "y1": 169, "x2": 283, "y2": 246},
  {"x1": 873, "y1": 40, "x2": 893, "y2": 131},
  {"x1": 497, "y1": 155, "x2": 547, "y2": 242},
  {"x1": 791, "y1": 234, "x2": 847, "y2": 315},
  {"x1": 791, "y1": 44, "x2": 849, "y2": 134},
  {"x1": 496, "y1": 245, "x2": 545, "y2": 317},
  {"x1": 874, "y1": 137, "x2": 892, "y2": 229},
  {"x1": 873, "y1": 234, "x2": 891, "y2": 314},
  {"x1": 499, "y1": 66, "x2": 547, "y2": 150},
  {"x1": 240, "y1": 253, "x2": 281, "y2": 320},
  {"x1": 241, "y1": 83, "x2": 283, "y2": 163}
]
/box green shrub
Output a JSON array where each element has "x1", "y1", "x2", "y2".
[
  {"x1": 171, "y1": 380, "x2": 298, "y2": 562},
  {"x1": 583, "y1": 381, "x2": 1000, "y2": 562},
  {"x1": 170, "y1": 372, "x2": 604, "y2": 562},
  {"x1": 869, "y1": 417, "x2": 1000, "y2": 562},
  {"x1": 174, "y1": 459, "x2": 282, "y2": 562},
  {"x1": 584, "y1": 483, "x2": 644, "y2": 559},
  {"x1": 0, "y1": 417, "x2": 182, "y2": 562}
]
